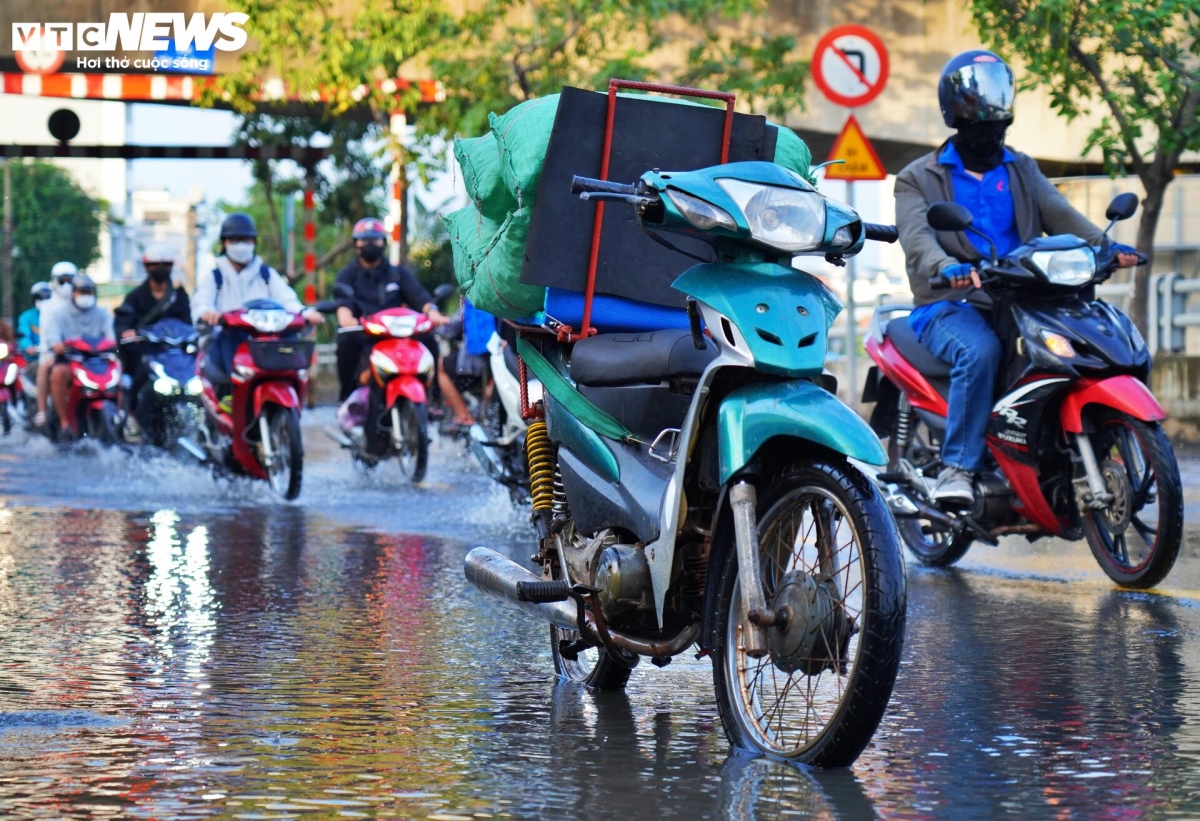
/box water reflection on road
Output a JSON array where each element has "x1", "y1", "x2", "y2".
[{"x1": 0, "y1": 423, "x2": 1198, "y2": 818}]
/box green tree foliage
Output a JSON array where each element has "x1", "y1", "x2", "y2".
[
  {"x1": 967, "y1": 0, "x2": 1200, "y2": 332},
  {"x1": 7, "y1": 161, "x2": 102, "y2": 315},
  {"x1": 218, "y1": 0, "x2": 809, "y2": 152}
]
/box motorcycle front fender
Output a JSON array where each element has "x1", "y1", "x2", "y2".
[
  {"x1": 252, "y1": 380, "x2": 300, "y2": 419},
  {"x1": 717, "y1": 379, "x2": 886, "y2": 485},
  {"x1": 1059, "y1": 374, "x2": 1166, "y2": 434},
  {"x1": 385, "y1": 374, "x2": 427, "y2": 408}
]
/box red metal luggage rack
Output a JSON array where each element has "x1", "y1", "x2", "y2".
[{"x1": 517, "y1": 79, "x2": 737, "y2": 420}]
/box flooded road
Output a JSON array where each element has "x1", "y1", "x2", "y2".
[{"x1": 2, "y1": 409, "x2": 1200, "y2": 819}]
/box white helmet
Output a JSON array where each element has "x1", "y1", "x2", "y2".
[
  {"x1": 142, "y1": 243, "x2": 175, "y2": 264},
  {"x1": 50, "y1": 261, "x2": 78, "y2": 281}
]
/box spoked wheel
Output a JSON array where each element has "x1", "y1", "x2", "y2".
[
  {"x1": 394, "y1": 400, "x2": 428, "y2": 483},
  {"x1": 264, "y1": 405, "x2": 304, "y2": 500},
  {"x1": 712, "y1": 460, "x2": 906, "y2": 767},
  {"x1": 1082, "y1": 409, "x2": 1182, "y2": 588},
  {"x1": 889, "y1": 413, "x2": 973, "y2": 566}
]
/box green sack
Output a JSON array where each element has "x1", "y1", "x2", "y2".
[
  {"x1": 489, "y1": 94, "x2": 561, "y2": 208},
  {"x1": 770, "y1": 124, "x2": 817, "y2": 185},
  {"x1": 454, "y1": 134, "x2": 517, "y2": 219},
  {"x1": 444, "y1": 205, "x2": 504, "y2": 292},
  {"x1": 465, "y1": 208, "x2": 547, "y2": 319}
]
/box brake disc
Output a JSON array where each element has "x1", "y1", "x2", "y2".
[{"x1": 1100, "y1": 458, "x2": 1132, "y2": 534}]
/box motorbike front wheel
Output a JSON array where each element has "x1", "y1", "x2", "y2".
[
  {"x1": 711, "y1": 459, "x2": 906, "y2": 767},
  {"x1": 394, "y1": 400, "x2": 428, "y2": 483},
  {"x1": 265, "y1": 405, "x2": 304, "y2": 500},
  {"x1": 86, "y1": 402, "x2": 119, "y2": 445},
  {"x1": 1082, "y1": 409, "x2": 1182, "y2": 589}
]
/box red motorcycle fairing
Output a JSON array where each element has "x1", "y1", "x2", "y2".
[
  {"x1": 985, "y1": 441, "x2": 1067, "y2": 535},
  {"x1": 1059, "y1": 374, "x2": 1166, "y2": 434},
  {"x1": 58, "y1": 338, "x2": 121, "y2": 438},
  {"x1": 253, "y1": 381, "x2": 300, "y2": 418},
  {"x1": 865, "y1": 336, "x2": 948, "y2": 417},
  {"x1": 386, "y1": 374, "x2": 427, "y2": 407},
  {"x1": 371, "y1": 338, "x2": 433, "y2": 379}
]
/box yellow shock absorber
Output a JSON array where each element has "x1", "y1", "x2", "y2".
[{"x1": 526, "y1": 420, "x2": 556, "y2": 513}]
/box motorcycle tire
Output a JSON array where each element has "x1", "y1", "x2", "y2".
[
  {"x1": 889, "y1": 411, "x2": 973, "y2": 567},
  {"x1": 86, "y1": 403, "x2": 119, "y2": 445},
  {"x1": 395, "y1": 400, "x2": 428, "y2": 484},
  {"x1": 1, "y1": 398, "x2": 10, "y2": 435},
  {"x1": 265, "y1": 405, "x2": 304, "y2": 501},
  {"x1": 711, "y1": 459, "x2": 906, "y2": 767},
  {"x1": 549, "y1": 623, "x2": 637, "y2": 691},
  {"x1": 1081, "y1": 409, "x2": 1182, "y2": 589}
]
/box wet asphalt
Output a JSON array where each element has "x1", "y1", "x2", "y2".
[{"x1": 1, "y1": 407, "x2": 1200, "y2": 819}]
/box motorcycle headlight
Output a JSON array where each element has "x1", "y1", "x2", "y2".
[
  {"x1": 244, "y1": 309, "x2": 293, "y2": 333},
  {"x1": 153, "y1": 378, "x2": 178, "y2": 395},
  {"x1": 385, "y1": 314, "x2": 420, "y2": 338},
  {"x1": 666, "y1": 189, "x2": 737, "y2": 232},
  {"x1": 370, "y1": 348, "x2": 399, "y2": 376},
  {"x1": 4, "y1": 363, "x2": 16, "y2": 385},
  {"x1": 1031, "y1": 247, "x2": 1096, "y2": 286},
  {"x1": 0, "y1": 343, "x2": 9, "y2": 360},
  {"x1": 716, "y1": 179, "x2": 826, "y2": 253},
  {"x1": 186, "y1": 376, "x2": 204, "y2": 395}
]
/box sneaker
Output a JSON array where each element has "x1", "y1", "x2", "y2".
[
  {"x1": 217, "y1": 395, "x2": 233, "y2": 415},
  {"x1": 931, "y1": 466, "x2": 975, "y2": 506},
  {"x1": 32, "y1": 411, "x2": 46, "y2": 428}
]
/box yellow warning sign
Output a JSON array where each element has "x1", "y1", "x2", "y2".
[{"x1": 823, "y1": 114, "x2": 887, "y2": 181}]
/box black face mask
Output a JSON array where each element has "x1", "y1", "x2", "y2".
[
  {"x1": 148, "y1": 266, "x2": 172, "y2": 284},
  {"x1": 953, "y1": 120, "x2": 1009, "y2": 172},
  {"x1": 358, "y1": 244, "x2": 384, "y2": 264}
]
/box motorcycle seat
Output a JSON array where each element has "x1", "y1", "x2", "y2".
[
  {"x1": 570, "y1": 330, "x2": 717, "y2": 387},
  {"x1": 886, "y1": 318, "x2": 951, "y2": 379}
]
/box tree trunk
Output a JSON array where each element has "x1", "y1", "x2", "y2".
[{"x1": 1128, "y1": 180, "x2": 1168, "y2": 337}]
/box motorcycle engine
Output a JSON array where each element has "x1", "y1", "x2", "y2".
[{"x1": 593, "y1": 545, "x2": 652, "y2": 619}]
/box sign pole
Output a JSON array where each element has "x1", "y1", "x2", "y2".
[{"x1": 845, "y1": 179, "x2": 857, "y2": 406}]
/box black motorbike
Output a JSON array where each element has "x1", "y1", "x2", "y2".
[
  {"x1": 121, "y1": 318, "x2": 204, "y2": 453},
  {"x1": 865, "y1": 193, "x2": 1182, "y2": 588}
]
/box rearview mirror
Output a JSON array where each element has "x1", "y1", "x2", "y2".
[
  {"x1": 927, "y1": 201, "x2": 974, "y2": 233},
  {"x1": 1106, "y1": 192, "x2": 1139, "y2": 221},
  {"x1": 313, "y1": 300, "x2": 338, "y2": 314},
  {"x1": 332, "y1": 282, "x2": 355, "y2": 300},
  {"x1": 433, "y1": 283, "x2": 455, "y2": 301}
]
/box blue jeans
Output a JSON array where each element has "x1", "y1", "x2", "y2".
[{"x1": 917, "y1": 305, "x2": 1001, "y2": 473}]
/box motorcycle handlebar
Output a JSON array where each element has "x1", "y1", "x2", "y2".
[
  {"x1": 863, "y1": 223, "x2": 898, "y2": 243},
  {"x1": 570, "y1": 176, "x2": 638, "y2": 197},
  {"x1": 929, "y1": 275, "x2": 950, "y2": 290}
]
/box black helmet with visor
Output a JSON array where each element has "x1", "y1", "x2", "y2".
[{"x1": 938, "y1": 50, "x2": 1015, "y2": 128}]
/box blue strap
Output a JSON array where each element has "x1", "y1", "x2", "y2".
[{"x1": 212, "y1": 264, "x2": 272, "y2": 293}]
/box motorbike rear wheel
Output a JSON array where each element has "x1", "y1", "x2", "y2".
[
  {"x1": 889, "y1": 412, "x2": 973, "y2": 566},
  {"x1": 1082, "y1": 409, "x2": 1182, "y2": 589},
  {"x1": 711, "y1": 459, "x2": 906, "y2": 767},
  {"x1": 0, "y1": 397, "x2": 10, "y2": 435},
  {"x1": 394, "y1": 400, "x2": 428, "y2": 483},
  {"x1": 265, "y1": 405, "x2": 304, "y2": 500}
]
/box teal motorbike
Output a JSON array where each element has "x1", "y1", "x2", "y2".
[{"x1": 465, "y1": 161, "x2": 906, "y2": 766}]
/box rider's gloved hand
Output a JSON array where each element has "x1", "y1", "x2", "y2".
[
  {"x1": 1110, "y1": 243, "x2": 1141, "y2": 269},
  {"x1": 941, "y1": 262, "x2": 980, "y2": 290}
]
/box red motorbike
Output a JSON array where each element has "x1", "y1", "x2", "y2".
[
  {"x1": 49, "y1": 336, "x2": 122, "y2": 444},
  {"x1": 193, "y1": 299, "x2": 318, "y2": 500},
  {"x1": 864, "y1": 194, "x2": 1181, "y2": 588},
  {"x1": 0, "y1": 341, "x2": 27, "y2": 434},
  {"x1": 328, "y1": 287, "x2": 433, "y2": 483}
]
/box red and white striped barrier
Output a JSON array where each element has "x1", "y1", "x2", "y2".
[{"x1": 0, "y1": 72, "x2": 445, "y2": 105}]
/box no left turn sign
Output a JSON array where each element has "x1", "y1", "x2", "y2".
[{"x1": 812, "y1": 25, "x2": 889, "y2": 108}]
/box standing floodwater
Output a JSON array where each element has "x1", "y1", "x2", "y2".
[{"x1": 1, "y1": 413, "x2": 1200, "y2": 818}]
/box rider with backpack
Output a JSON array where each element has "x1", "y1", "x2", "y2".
[{"x1": 191, "y1": 213, "x2": 322, "y2": 407}]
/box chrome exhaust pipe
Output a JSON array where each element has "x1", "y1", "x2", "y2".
[{"x1": 463, "y1": 547, "x2": 579, "y2": 632}]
